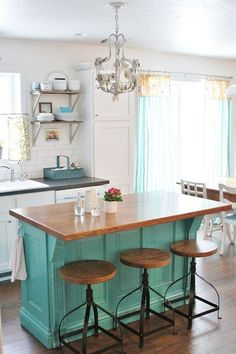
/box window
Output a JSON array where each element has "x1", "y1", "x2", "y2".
[
  {"x1": 136, "y1": 78, "x2": 230, "y2": 192},
  {"x1": 0, "y1": 72, "x2": 21, "y2": 114},
  {"x1": 0, "y1": 72, "x2": 22, "y2": 159}
]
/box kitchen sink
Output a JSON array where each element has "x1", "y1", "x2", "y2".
[{"x1": 0, "y1": 179, "x2": 49, "y2": 192}]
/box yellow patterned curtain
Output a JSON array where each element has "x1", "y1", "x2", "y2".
[
  {"x1": 205, "y1": 79, "x2": 230, "y2": 100},
  {"x1": 138, "y1": 74, "x2": 170, "y2": 97},
  {"x1": 8, "y1": 115, "x2": 30, "y2": 160}
]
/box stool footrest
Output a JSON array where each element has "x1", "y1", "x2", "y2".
[
  {"x1": 149, "y1": 308, "x2": 174, "y2": 324},
  {"x1": 59, "y1": 297, "x2": 123, "y2": 354},
  {"x1": 194, "y1": 295, "x2": 219, "y2": 308},
  {"x1": 60, "y1": 323, "x2": 122, "y2": 353},
  {"x1": 60, "y1": 324, "x2": 94, "y2": 340},
  {"x1": 165, "y1": 294, "x2": 220, "y2": 321},
  {"x1": 117, "y1": 307, "x2": 174, "y2": 346}
]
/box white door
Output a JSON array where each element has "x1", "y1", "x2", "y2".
[
  {"x1": 94, "y1": 88, "x2": 132, "y2": 121},
  {"x1": 94, "y1": 121, "x2": 134, "y2": 194}
]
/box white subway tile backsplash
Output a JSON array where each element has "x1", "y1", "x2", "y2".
[{"x1": 37, "y1": 151, "x2": 51, "y2": 158}]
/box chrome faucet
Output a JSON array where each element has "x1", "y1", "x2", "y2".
[
  {"x1": 56, "y1": 155, "x2": 70, "y2": 169},
  {"x1": 0, "y1": 165, "x2": 15, "y2": 182}
]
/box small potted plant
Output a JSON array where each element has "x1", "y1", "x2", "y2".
[{"x1": 104, "y1": 187, "x2": 123, "y2": 213}]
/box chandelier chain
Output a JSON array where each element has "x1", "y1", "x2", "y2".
[{"x1": 115, "y1": 9, "x2": 119, "y2": 35}]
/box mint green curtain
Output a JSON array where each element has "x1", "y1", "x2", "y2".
[{"x1": 136, "y1": 80, "x2": 231, "y2": 193}]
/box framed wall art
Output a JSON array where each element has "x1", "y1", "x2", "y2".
[
  {"x1": 45, "y1": 128, "x2": 60, "y2": 141},
  {"x1": 39, "y1": 102, "x2": 53, "y2": 113}
]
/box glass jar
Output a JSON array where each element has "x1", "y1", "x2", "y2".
[{"x1": 74, "y1": 193, "x2": 85, "y2": 216}]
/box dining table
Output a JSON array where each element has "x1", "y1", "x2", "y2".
[
  {"x1": 178, "y1": 178, "x2": 236, "y2": 202},
  {"x1": 205, "y1": 178, "x2": 236, "y2": 202}
]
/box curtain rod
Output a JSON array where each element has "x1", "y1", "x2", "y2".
[{"x1": 139, "y1": 69, "x2": 232, "y2": 80}]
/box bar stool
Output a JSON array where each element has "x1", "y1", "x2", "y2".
[
  {"x1": 116, "y1": 248, "x2": 175, "y2": 349},
  {"x1": 58, "y1": 260, "x2": 123, "y2": 354},
  {"x1": 164, "y1": 240, "x2": 221, "y2": 330}
]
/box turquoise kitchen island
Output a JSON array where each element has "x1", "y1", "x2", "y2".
[{"x1": 9, "y1": 191, "x2": 231, "y2": 348}]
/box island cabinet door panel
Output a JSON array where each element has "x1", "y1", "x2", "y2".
[{"x1": 21, "y1": 224, "x2": 50, "y2": 331}]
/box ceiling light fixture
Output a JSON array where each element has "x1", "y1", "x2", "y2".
[{"x1": 94, "y1": 1, "x2": 140, "y2": 100}]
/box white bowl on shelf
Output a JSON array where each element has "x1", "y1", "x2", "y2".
[
  {"x1": 36, "y1": 113, "x2": 54, "y2": 122},
  {"x1": 54, "y1": 112, "x2": 80, "y2": 121}
]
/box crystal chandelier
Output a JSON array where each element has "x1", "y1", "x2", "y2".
[{"x1": 94, "y1": 2, "x2": 140, "y2": 100}]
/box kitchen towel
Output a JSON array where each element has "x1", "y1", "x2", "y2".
[{"x1": 9, "y1": 223, "x2": 27, "y2": 282}]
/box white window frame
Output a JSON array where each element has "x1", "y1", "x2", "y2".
[{"x1": 0, "y1": 72, "x2": 22, "y2": 114}]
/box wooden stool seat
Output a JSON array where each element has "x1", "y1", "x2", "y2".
[
  {"x1": 171, "y1": 240, "x2": 217, "y2": 258},
  {"x1": 60, "y1": 260, "x2": 116, "y2": 285},
  {"x1": 120, "y1": 248, "x2": 171, "y2": 269}
]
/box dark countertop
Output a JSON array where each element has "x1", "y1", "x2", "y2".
[{"x1": 0, "y1": 177, "x2": 109, "y2": 196}]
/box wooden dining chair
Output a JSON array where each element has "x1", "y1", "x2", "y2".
[
  {"x1": 218, "y1": 183, "x2": 236, "y2": 255},
  {"x1": 181, "y1": 180, "x2": 221, "y2": 239}
]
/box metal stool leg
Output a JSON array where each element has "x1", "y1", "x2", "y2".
[
  {"x1": 92, "y1": 303, "x2": 99, "y2": 336},
  {"x1": 82, "y1": 285, "x2": 93, "y2": 354},
  {"x1": 139, "y1": 269, "x2": 148, "y2": 348},
  {"x1": 145, "y1": 287, "x2": 150, "y2": 320},
  {"x1": 82, "y1": 304, "x2": 91, "y2": 354},
  {"x1": 188, "y1": 258, "x2": 196, "y2": 330}
]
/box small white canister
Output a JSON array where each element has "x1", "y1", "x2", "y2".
[
  {"x1": 53, "y1": 79, "x2": 67, "y2": 91},
  {"x1": 68, "y1": 80, "x2": 80, "y2": 91}
]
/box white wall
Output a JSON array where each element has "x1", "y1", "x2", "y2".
[{"x1": 1, "y1": 38, "x2": 236, "y2": 179}]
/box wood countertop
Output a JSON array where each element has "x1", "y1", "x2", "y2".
[{"x1": 9, "y1": 191, "x2": 232, "y2": 241}]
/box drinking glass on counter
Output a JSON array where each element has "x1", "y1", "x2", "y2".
[
  {"x1": 74, "y1": 193, "x2": 85, "y2": 216},
  {"x1": 90, "y1": 193, "x2": 103, "y2": 216}
]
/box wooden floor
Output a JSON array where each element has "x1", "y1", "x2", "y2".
[{"x1": 1, "y1": 231, "x2": 236, "y2": 354}]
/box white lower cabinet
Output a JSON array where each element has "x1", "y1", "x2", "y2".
[
  {"x1": 55, "y1": 186, "x2": 106, "y2": 204},
  {"x1": 0, "y1": 195, "x2": 17, "y2": 275},
  {"x1": 16, "y1": 190, "x2": 55, "y2": 208},
  {"x1": 0, "y1": 191, "x2": 55, "y2": 278}
]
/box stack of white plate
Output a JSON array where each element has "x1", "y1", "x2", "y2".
[
  {"x1": 36, "y1": 113, "x2": 54, "y2": 122},
  {"x1": 54, "y1": 112, "x2": 80, "y2": 121}
]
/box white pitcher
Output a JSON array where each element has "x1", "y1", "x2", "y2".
[{"x1": 84, "y1": 189, "x2": 97, "y2": 213}]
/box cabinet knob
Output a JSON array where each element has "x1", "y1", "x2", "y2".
[{"x1": 95, "y1": 114, "x2": 99, "y2": 117}]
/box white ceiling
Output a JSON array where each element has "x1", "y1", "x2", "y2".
[{"x1": 1, "y1": 0, "x2": 236, "y2": 59}]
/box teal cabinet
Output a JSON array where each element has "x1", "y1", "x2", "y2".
[{"x1": 19, "y1": 217, "x2": 201, "y2": 348}]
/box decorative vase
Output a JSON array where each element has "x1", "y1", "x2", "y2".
[{"x1": 105, "y1": 201, "x2": 118, "y2": 213}]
